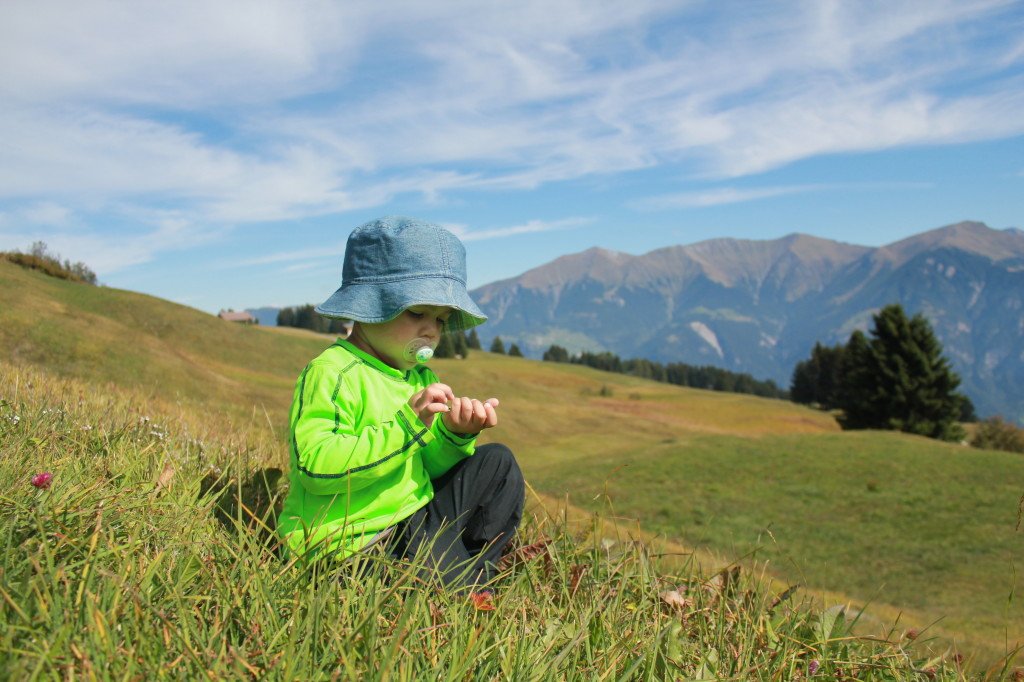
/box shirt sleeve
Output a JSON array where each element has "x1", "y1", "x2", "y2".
[
  {"x1": 421, "y1": 416, "x2": 476, "y2": 478},
  {"x1": 417, "y1": 367, "x2": 477, "y2": 479},
  {"x1": 290, "y1": 362, "x2": 434, "y2": 496}
]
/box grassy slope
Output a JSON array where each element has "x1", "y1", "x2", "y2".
[
  {"x1": 4, "y1": 363, "x2": 971, "y2": 680},
  {"x1": 0, "y1": 260, "x2": 324, "y2": 431},
  {"x1": 445, "y1": 356, "x2": 1024, "y2": 665},
  {"x1": 1, "y1": 260, "x2": 1021, "y2": 670}
]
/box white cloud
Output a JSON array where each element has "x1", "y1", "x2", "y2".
[
  {"x1": 0, "y1": 0, "x2": 1022, "y2": 239},
  {"x1": 634, "y1": 186, "x2": 816, "y2": 210},
  {"x1": 224, "y1": 216, "x2": 589, "y2": 272},
  {"x1": 21, "y1": 202, "x2": 74, "y2": 227},
  {"x1": 449, "y1": 217, "x2": 592, "y2": 242},
  {"x1": 634, "y1": 182, "x2": 933, "y2": 210},
  {"x1": 0, "y1": 205, "x2": 228, "y2": 274}
]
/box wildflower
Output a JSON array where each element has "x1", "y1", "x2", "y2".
[
  {"x1": 469, "y1": 591, "x2": 495, "y2": 611},
  {"x1": 904, "y1": 628, "x2": 919, "y2": 640},
  {"x1": 807, "y1": 659, "x2": 820, "y2": 676},
  {"x1": 31, "y1": 472, "x2": 53, "y2": 489}
]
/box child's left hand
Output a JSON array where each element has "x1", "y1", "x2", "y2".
[{"x1": 442, "y1": 397, "x2": 499, "y2": 436}]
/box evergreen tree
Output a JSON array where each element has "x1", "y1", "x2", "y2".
[
  {"x1": 466, "y1": 329, "x2": 482, "y2": 350},
  {"x1": 277, "y1": 307, "x2": 295, "y2": 327},
  {"x1": 433, "y1": 333, "x2": 456, "y2": 359},
  {"x1": 836, "y1": 304, "x2": 966, "y2": 441},
  {"x1": 790, "y1": 342, "x2": 845, "y2": 408},
  {"x1": 790, "y1": 356, "x2": 818, "y2": 405},
  {"x1": 453, "y1": 332, "x2": 469, "y2": 358},
  {"x1": 489, "y1": 336, "x2": 506, "y2": 354},
  {"x1": 836, "y1": 330, "x2": 877, "y2": 427},
  {"x1": 508, "y1": 343, "x2": 523, "y2": 357},
  {"x1": 542, "y1": 344, "x2": 570, "y2": 363}
]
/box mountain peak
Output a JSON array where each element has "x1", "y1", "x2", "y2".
[
  {"x1": 510, "y1": 245, "x2": 632, "y2": 289},
  {"x1": 880, "y1": 221, "x2": 1024, "y2": 264}
]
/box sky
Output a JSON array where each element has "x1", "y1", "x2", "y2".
[{"x1": 1, "y1": 0, "x2": 1022, "y2": 314}]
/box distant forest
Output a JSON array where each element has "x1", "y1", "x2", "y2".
[
  {"x1": 276, "y1": 305, "x2": 349, "y2": 334},
  {"x1": 541, "y1": 345, "x2": 787, "y2": 399},
  {"x1": 273, "y1": 306, "x2": 785, "y2": 399},
  {"x1": 276, "y1": 306, "x2": 481, "y2": 359}
]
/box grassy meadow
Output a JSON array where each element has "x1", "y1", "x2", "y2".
[{"x1": 2, "y1": 260, "x2": 1022, "y2": 677}]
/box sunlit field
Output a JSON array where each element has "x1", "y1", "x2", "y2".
[{"x1": 2, "y1": 261, "x2": 1022, "y2": 676}]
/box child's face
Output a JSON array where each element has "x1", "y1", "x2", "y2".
[{"x1": 351, "y1": 305, "x2": 453, "y2": 370}]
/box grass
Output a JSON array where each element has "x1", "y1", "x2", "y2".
[
  {"x1": 525, "y1": 431, "x2": 1024, "y2": 662},
  {"x1": 2, "y1": 260, "x2": 1023, "y2": 675},
  {"x1": 0, "y1": 363, "x2": 985, "y2": 679}
]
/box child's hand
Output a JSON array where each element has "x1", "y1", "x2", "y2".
[
  {"x1": 409, "y1": 383, "x2": 455, "y2": 428},
  {"x1": 442, "y1": 397, "x2": 499, "y2": 436}
]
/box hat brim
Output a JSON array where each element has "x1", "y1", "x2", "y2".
[{"x1": 315, "y1": 276, "x2": 486, "y2": 332}]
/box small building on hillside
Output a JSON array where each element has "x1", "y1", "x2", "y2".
[{"x1": 218, "y1": 310, "x2": 257, "y2": 324}]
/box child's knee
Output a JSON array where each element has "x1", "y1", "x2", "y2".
[
  {"x1": 479, "y1": 442, "x2": 520, "y2": 474},
  {"x1": 478, "y1": 443, "x2": 524, "y2": 501}
]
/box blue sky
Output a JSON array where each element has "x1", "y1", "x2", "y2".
[{"x1": 1, "y1": 0, "x2": 1022, "y2": 314}]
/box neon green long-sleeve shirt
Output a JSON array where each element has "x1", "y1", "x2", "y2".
[{"x1": 277, "y1": 339, "x2": 476, "y2": 558}]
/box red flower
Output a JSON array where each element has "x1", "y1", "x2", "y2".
[
  {"x1": 469, "y1": 591, "x2": 495, "y2": 611},
  {"x1": 31, "y1": 472, "x2": 53, "y2": 489}
]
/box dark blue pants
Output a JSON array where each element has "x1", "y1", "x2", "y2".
[{"x1": 389, "y1": 443, "x2": 524, "y2": 591}]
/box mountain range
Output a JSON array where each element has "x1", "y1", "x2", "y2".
[{"x1": 470, "y1": 221, "x2": 1024, "y2": 422}]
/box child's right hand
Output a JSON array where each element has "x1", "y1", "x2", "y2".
[{"x1": 409, "y1": 383, "x2": 456, "y2": 428}]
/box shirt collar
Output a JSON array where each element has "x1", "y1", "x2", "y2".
[{"x1": 336, "y1": 338, "x2": 408, "y2": 380}]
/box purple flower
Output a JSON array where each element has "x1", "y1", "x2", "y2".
[
  {"x1": 808, "y1": 659, "x2": 820, "y2": 676},
  {"x1": 31, "y1": 472, "x2": 53, "y2": 489}
]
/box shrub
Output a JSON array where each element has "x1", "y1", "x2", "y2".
[
  {"x1": 971, "y1": 416, "x2": 1024, "y2": 453},
  {"x1": 2, "y1": 241, "x2": 97, "y2": 285}
]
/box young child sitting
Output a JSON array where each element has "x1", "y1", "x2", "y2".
[{"x1": 277, "y1": 216, "x2": 525, "y2": 592}]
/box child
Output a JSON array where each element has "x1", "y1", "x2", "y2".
[{"x1": 277, "y1": 216, "x2": 525, "y2": 592}]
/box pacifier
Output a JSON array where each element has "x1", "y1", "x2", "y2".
[{"x1": 403, "y1": 337, "x2": 435, "y2": 364}]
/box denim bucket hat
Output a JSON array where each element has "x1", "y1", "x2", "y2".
[{"x1": 315, "y1": 216, "x2": 487, "y2": 332}]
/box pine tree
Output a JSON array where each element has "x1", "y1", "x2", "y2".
[
  {"x1": 836, "y1": 304, "x2": 966, "y2": 441},
  {"x1": 433, "y1": 333, "x2": 456, "y2": 359},
  {"x1": 789, "y1": 356, "x2": 819, "y2": 405},
  {"x1": 508, "y1": 343, "x2": 523, "y2": 357},
  {"x1": 276, "y1": 307, "x2": 295, "y2": 327},
  {"x1": 466, "y1": 329, "x2": 482, "y2": 350},
  {"x1": 489, "y1": 336, "x2": 506, "y2": 354},
  {"x1": 790, "y1": 342, "x2": 845, "y2": 408},
  {"x1": 453, "y1": 332, "x2": 469, "y2": 358},
  {"x1": 836, "y1": 330, "x2": 877, "y2": 428},
  {"x1": 542, "y1": 344, "x2": 570, "y2": 363}
]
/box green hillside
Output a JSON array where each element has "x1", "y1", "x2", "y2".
[
  {"x1": 2, "y1": 260, "x2": 1022, "y2": 673},
  {"x1": 0, "y1": 260, "x2": 325, "y2": 431}
]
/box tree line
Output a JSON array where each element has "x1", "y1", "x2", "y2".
[
  {"x1": 1, "y1": 241, "x2": 98, "y2": 285},
  {"x1": 539, "y1": 343, "x2": 787, "y2": 399},
  {"x1": 790, "y1": 304, "x2": 974, "y2": 442},
  {"x1": 276, "y1": 305, "x2": 350, "y2": 334},
  {"x1": 276, "y1": 307, "x2": 484, "y2": 359}
]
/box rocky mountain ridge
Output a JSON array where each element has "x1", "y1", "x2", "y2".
[{"x1": 471, "y1": 221, "x2": 1024, "y2": 421}]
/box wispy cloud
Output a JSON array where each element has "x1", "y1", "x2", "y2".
[
  {"x1": 0, "y1": 0, "x2": 1021, "y2": 248},
  {"x1": 227, "y1": 242, "x2": 348, "y2": 269},
  {"x1": 221, "y1": 216, "x2": 590, "y2": 273},
  {"x1": 634, "y1": 186, "x2": 815, "y2": 210},
  {"x1": 21, "y1": 202, "x2": 75, "y2": 227},
  {"x1": 447, "y1": 217, "x2": 592, "y2": 242},
  {"x1": 0, "y1": 204, "x2": 227, "y2": 274},
  {"x1": 633, "y1": 182, "x2": 933, "y2": 210}
]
